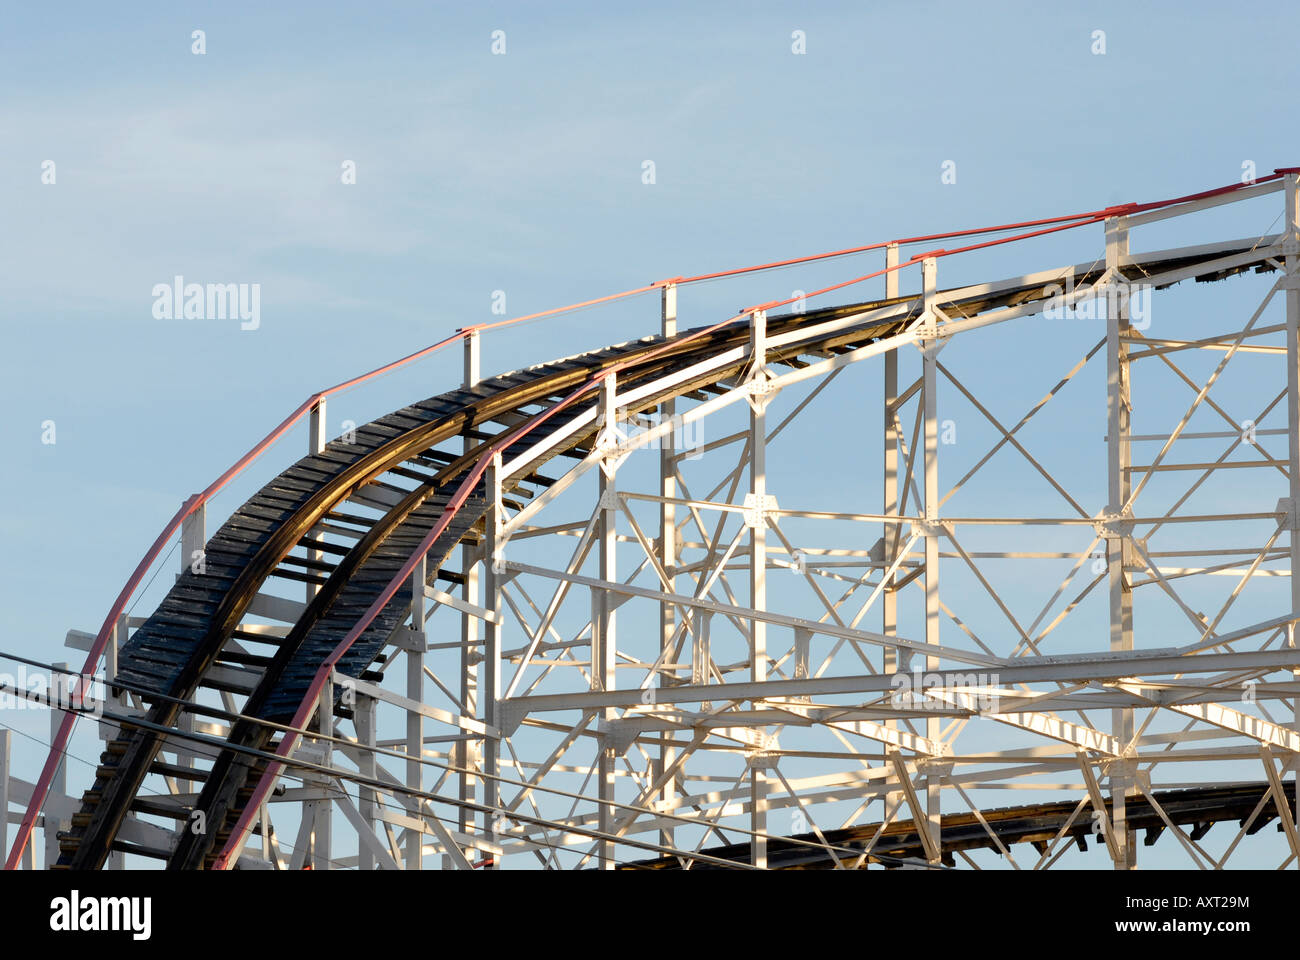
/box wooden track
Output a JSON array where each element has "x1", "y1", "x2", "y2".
[{"x1": 620, "y1": 781, "x2": 1299, "y2": 869}]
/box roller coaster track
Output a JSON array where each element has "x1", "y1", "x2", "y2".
[
  {"x1": 622, "y1": 781, "x2": 1298, "y2": 869},
  {"x1": 9, "y1": 170, "x2": 1300, "y2": 870}
]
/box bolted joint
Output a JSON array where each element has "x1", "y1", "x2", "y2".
[
  {"x1": 747, "y1": 744, "x2": 782, "y2": 766},
  {"x1": 909, "y1": 518, "x2": 948, "y2": 539},
  {"x1": 1100, "y1": 758, "x2": 1147, "y2": 790},
  {"x1": 596, "y1": 718, "x2": 640, "y2": 757},
  {"x1": 745, "y1": 371, "x2": 777, "y2": 414},
  {"x1": 1278, "y1": 497, "x2": 1299, "y2": 531},
  {"x1": 743, "y1": 492, "x2": 778, "y2": 528},
  {"x1": 392, "y1": 626, "x2": 426, "y2": 652},
  {"x1": 916, "y1": 757, "x2": 954, "y2": 775},
  {"x1": 294, "y1": 742, "x2": 328, "y2": 766},
  {"x1": 1092, "y1": 512, "x2": 1134, "y2": 540},
  {"x1": 747, "y1": 370, "x2": 777, "y2": 396}
]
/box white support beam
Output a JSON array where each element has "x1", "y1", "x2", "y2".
[
  {"x1": 658, "y1": 280, "x2": 678, "y2": 850},
  {"x1": 424, "y1": 583, "x2": 502, "y2": 625},
  {"x1": 1105, "y1": 215, "x2": 1136, "y2": 870},
  {"x1": 928, "y1": 690, "x2": 1121, "y2": 755},
  {"x1": 889, "y1": 752, "x2": 940, "y2": 863},
  {"x1": 181, "y1": 500, "x2": 205, "y2": 582},
  {"x1": 481, "y1": 452, "x2": 504, "y2": 864},
  {"x1": 0, "y1": 728, "x2": 9, "y2": 863},
  {"x1": 1161, "y1": 699, "x2": 1300, "y2": 753},
  {"x1": 311, "y1": 671, "x2": 333, "y2": 869},
  {"x1": 355, "y1": 693, "x2": 377, "y2": 870},
  {"x1": 405, "y1": 555, "x2": 425, "y2": 870},
  {"x1": 919, "y1": 257, "x2": 943, "y2": 864},
  {"x1": 460, "y1": 331, "x2": 482, "y2": 847},
  {"x1": 595, "y1": 373, "x2": 619, "y2": 869},
  {"x1": 748, "y1": 308, "x2": 769, "y2": 868},
  {"x1": 499, "y1": 645, "x2": 1300, "y2": 722},
  {"x1": 1283, "y1": 173, "x2": 1300, "y2": 836}
]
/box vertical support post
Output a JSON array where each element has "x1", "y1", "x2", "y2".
[
  {"x1": 881, "y1": 243, "x2": 901, "y2": 839},
  {"x1": 692, "y1": 611, "x2": 713, "y2": 710},
  {"x1": 595, "y1": 375, "x2": 620, "y2": 869},
  {"x1": 100, "y1": 616, "x2": 126, "y2": 868},
  {"x1": 105, "y1": 613, "x2": 129, "y2": 743},
  {"x1": 883, "y1": 243, "x2": 900, "y2": 675},
  {"x1": 178, "y1": 492, "x2": 207, "y2": 862},
  {"x1": 1282, "y1": 173, "x2": 1300, "y2": 850},
  {"x1": 920, "y1": 257, "x2": 942, "y2": 863},
  {"x1": 657, "y1": 282, "x2": 677, "y2": 849},
  {"x1": 46, "y1": 661, "x2": 69, "y2": 869},
  {"x1": 0, "y1": 728, "x2": 9, "y2": 866},
  {"x1": 748, "y1": 308, "x2": 769, "y2": 868},
  {"x1": 356, "y1": 693, "x2": 377, "y2": 870},
  {"x1": 459, "y1": 330, "x2": 482, "y2": 852},
  {"x1": 312, "y1": 671, "x2": 333, "y2": 870},
  {"x1": 260, "y1": 803, "x2": 273, "y2": 865},
  {"x1": 1105, "y1": 216, "x2": 1135, "y2": 870},
  {"x1": 178, "y1": 492, "x2": 207, "y2": 861},
  {"x1": 793, "y1": 627, "x2": 811, "y2": 703},
  {"x1": 405, "y1": 556, "x2": 426, "y2": 870},
  {"x1": 181, "y1": 501, "x2": 205, "y2": 580},
  {"x1": 309, "y1": 396, "x2": 327, "y2": 453},
  {"x1": 481, "y1": 452, "x2": 504, "y2": 865},
  {"x1": 106, "y1": 618, "x2": 126, "y2": 871}
]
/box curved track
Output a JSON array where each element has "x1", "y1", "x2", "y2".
[
  {"x1": 50, "y1": 232, "x2": 1291, "y2": 869},
  {"x1": 61, "y1": 297, "x2": 919, "y2": 868}
]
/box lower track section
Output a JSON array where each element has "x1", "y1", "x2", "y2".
[{"x1": 622, "y1": 782, "x2": 1299, "y2": 869}]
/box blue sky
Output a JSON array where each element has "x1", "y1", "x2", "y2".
[{"x1": 3, "y1": 1, "x2": 1298, "y2": 867}]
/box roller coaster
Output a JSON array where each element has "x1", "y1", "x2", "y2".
[{"x1": 4, "y1": 171, "x2": 1300, "y2": 870}]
